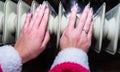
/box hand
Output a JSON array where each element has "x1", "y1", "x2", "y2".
[
  {"x1": 14, "y1": 3, "x2": 50, "y2": 63},
  {"x1": 60, "y1": 4, "x2": 93, "y2": 53}
]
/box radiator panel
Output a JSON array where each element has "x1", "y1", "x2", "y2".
[
  {"x1": 0, "y1": 0, "x2": 120, "y2": 55},
  {"x1": 93, "y1": 3, "x2": 105, "y2": 53},
  {"x1": 17, "y1": 0, "x2": 30, "y2": 40},
  {"x1": 104, "y1": 4, "x2": 120, "y2": 54},
  {"x1": 3, "y1": 0, "x2": 17, "y2": 44},
  {"x1": 0, "y1": 1, "x2": 4, "y2": 44}
]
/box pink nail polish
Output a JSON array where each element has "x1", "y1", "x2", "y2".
[
  {"x1": 38, "y1": 4, "x2": 41, "y2": 8},
  {"x1": 86, "y1": 2, "x2": 90, "y2": 8},
  {"x1": 90, "y1": 7, "x2": 93, "y2": 12},
  {"x1": 75, "y1": 3, "x2": 78, "y2": 7},
  {"x1": 71, "y1": 3, "x2": 77, "y2": 11},
  {"x1": 43, "y1": 1, "x2": 46, "y2": 6}
]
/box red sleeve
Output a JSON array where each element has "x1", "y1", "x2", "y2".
[
  {"x1": 0, "y1": 65, "x2": 3, "y2": 72},
  {"x1": 49, "y1": 62, "x2": 89, "y2": 72}
]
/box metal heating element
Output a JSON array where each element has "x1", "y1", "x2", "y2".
[{"x1": 0, "y1": 0, "x2": 120, "y2": 55}]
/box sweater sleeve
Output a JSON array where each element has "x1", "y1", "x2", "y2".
[
  {"x1": 49, "y1": 48, "x2": 90, "y2": 72},
  {"x1": 0, "y1": 45, "x2": 22, "y2": 72}
]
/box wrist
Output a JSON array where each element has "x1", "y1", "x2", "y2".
[
  {"x1": 14, "y1": 45, "x2": 27, "y2": 64},
  {"x1": 61, "y1": 47, "x2": 88, "y2": 53}
]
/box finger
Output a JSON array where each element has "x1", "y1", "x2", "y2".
[
  {"x1": 76, "y1": 4, "x2": 90, "y2": 33},
  {"x1": 39, "y1": 7, "x2": 49, "y2": 35},
  {"x1": 28, "y1": 5, "x2": 41, "y2": 29},
  {"x1": 83, "y1": 8, "x2": 93, "y2": 32},
  {"x1": 41, "y1": 30, "x2": 50, "y2": 49},
  {"x1": 61, "y1": 28, "x2": 67, "y2": 38},
  {"x1": 87, "y1": 21, "x2": 94, "y2": 40},
  {"x1": 33, "y1": 3, "x2": 46, "y2": 28},
  {"x1": 82, "y1": 30, "x2": 87, "y2": 38},
  {"x1": 67, "y1": 4, "x2": 78, "y2": 30},
  {"x1": 29, "y1": 2, "x2": 46, "y2": 29},
  {"x1": 22, "y1": 12, "x2": 32, "y2": 32}
]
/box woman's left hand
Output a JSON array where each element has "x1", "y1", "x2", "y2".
[{"x1": 14, "y1": 2, "x2": 50, "y2": 63}]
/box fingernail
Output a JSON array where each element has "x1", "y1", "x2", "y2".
[
  {"x1": 45, "y1": 3, "x2": 49, "y2": 8},
  {"x1": 75, "y1": 3, "x2": 78, "y2": 7},
  {"x1": 43, "y1": 1, "x2": 46, "y2": 5},
  {"x1": 39, "y1": 4, "x2": 41, "y2": 7},
  {"x1": 46, "y1": 7, "x2": 49, "y2": 11},
  {"x1": 71, "y1": 3, "x2": 78, "y2": 11},
  {"x1": 38, "y1": 4, "x2": 41, "y2": 8},
  {"x1": 28, "y1": 12, "x2": 32, "y2": 16},
  {"x1": 28, "y1": 9, "x2": 31, "y2": 13},
  {"x1": 75, "y1": 3, "x2": 78, "y2": 10},
  {"x1": 36, "y1": 4, "x2": 41, "y2": 11},
  {"x1": 45, "y1": 4, "x2": 49, "y2": 9},
  {"x1": 86, "y1": 2, "x2": 90, "y2": 8},
  {"x1": 71, "y1": 6, "x2": 74, "y2": 11},
  {"x1": 90, "y1": 7, "x2": 93, "y2": 12}
]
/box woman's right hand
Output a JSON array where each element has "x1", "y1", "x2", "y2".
[{"x1": 60, "y1": 4, "x2": 93, "y2": 53}]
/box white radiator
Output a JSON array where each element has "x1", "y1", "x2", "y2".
[{"x1": 0, "y1": 0, "x2": 120, "y2": 55}]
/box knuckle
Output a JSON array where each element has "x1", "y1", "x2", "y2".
[
  {"x1": 43, "y1": 17, "x2": 47, "y2": 22},
  {"x1": 80, "y1": 19, "x2": 85, "y2": 23},
  {"x1": 71, "y1": 34, "x2": 79, "y2": 40},
  {"x1": 85, "y1": 25, "x2": 89, "y2": 29},
  {"x1": 70, "y1": 16, "x2": 75, "y2": 19},
  {"x1": 38, "y1": 13, "x2": 42, "y2": 18},
  {"x1": 35, "y1": 19, "x2": 39, "y2": 24},
  {"x1": 33, "y1": 12, "x2": 38, "y2": 18}
]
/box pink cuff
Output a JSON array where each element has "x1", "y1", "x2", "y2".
[
  {"x1": 49, "y1": 62, "x2": 89, "y2": 72},
  {"x1": 0, "y1": 65, "x2": 2, "y2": 72}
]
